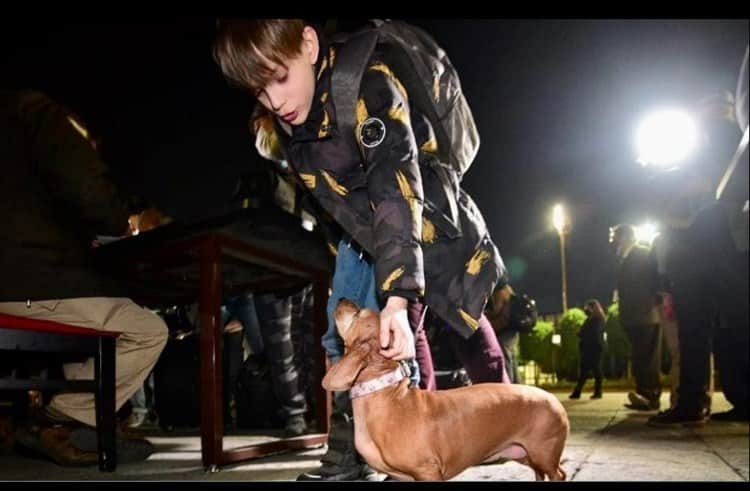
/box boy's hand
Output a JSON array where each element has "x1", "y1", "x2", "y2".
[
  {"x1": 379, "y1": 296, "x2": 415, "y2": 361},
  {"x1": 127, "y1": 208, "x2": 168, "y2": 236}
]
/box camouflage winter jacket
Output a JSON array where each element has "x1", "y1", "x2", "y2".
[{"x1": 254, "y1": 45, "x2": 506, "y2": 339}]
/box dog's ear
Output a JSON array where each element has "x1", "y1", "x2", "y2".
[
  {"x1": 322, "y1": 343, "x2": 369, "y2": 391},
  {"x1": 334, "y1": 298, "x2": 360, "y2": 339}
]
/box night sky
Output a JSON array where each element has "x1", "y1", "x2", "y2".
[{"x1": 2, "y1": 18, "x2": 747, "y2": 313}]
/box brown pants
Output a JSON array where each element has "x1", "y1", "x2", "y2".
[{"x1": 0, "y1": 298, "x2": 168, "y2": 427}]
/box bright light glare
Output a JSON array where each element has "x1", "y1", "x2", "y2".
[
  {"x1": 552, "y1": 204, "x2": 567, "y2": 233},
  {"x1": 635, "y1": 109, "x2": 699, "y2": 167},
  {"x1": 634, "y1": 222, "x2": 660, "y2": 246}
]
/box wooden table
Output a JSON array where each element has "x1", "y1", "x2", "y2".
[{"x1": 97, "y1": 207, "x2": 333, "y2": 471}]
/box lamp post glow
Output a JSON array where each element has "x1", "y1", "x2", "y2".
[
  {"x1": 552, "y1": 204, "x2": 570, "y2": 313},
  {"x1": 635, "y1": 109, "x2": 699, "y2": 168},
  {"x1": 634, "y1": 222, "x2": 660, "y2": 246}
]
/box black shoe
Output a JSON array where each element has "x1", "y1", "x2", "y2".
[
  {"x1": 590, "y1": 393, "x2": 603, "y2": 399},
  {"x1": 647, "y1": 407, "x2": 706, "y2": 428},
  {"x1": 568, "y1": 393, "x2": 581, "y2": 400},
  {"x1": 297, "y1": 462, "x2": 382, "y2": 481},
  {"x1": 710, "y1": 408, "x2": 749, "y2": 422}
]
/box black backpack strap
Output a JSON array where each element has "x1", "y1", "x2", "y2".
[{"x1": 330, "y1": 28, "x2": 379, "y2": 144}]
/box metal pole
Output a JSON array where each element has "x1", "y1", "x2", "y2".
[{"x1": 559, "y1": 231, "x2": 568, "y2": 313}]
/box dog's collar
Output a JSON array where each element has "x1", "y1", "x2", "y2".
[{"x1": 349, "y1": 362, "x2": 411, "y2": 399}]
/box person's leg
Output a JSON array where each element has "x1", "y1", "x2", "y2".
[
  {"x1": 673, "y1": 299, "x2": 713, "y2": 416},
  {"x1": 253, "y1": 291, "x2": 308, "y2": 435},
  {"x1": 627, "y1": 323, "x2": 662, "y2": 408},
  {"x1": 649, "y1": 264, "x2": 713, "y2": 426},
  {"x1": 570, "y1": 358, "x2": 588, "y2": 399},
  {"x1": 0, "y1": 298, "x2": 167, "y2": 465},
  {"x1": 222, "y1": 295, "x2": 252, "y2": 428},
  {"x1": 452, "y1": 313, "x2": 510, "y2": 384},
  {"x1": 127, "y1": 384, "x2": 148, "y2": 428},
  {"x1": 290, "y1": 284, "x2": 317, "y2": 412},
  {"x1": 499, "y1": 330, "x2": 520, "y2": 383},
  {"x1": 712, "y1": 250, "x2": 749, "y2": 420},
  {"x1": 225, "y1": 294, "x2": 265, "y2": 355},
  {"x1": 592, "y1": 352, "x2": 603, "y2": 398},
  {"x1": 0, "y1": 298, "x2": 168, "y2": 427},
  {"x1": 409, "y1": 302, "x2": 435, "y2": 390},
  {"x1": 713, "y1": 327, "x2": 749, "y2": 420},
  {"x1": 661, "y1": 314, "x2": 681, "y2": 409},
  {"x1": 299, "y1": 239, "x2": 383, "y2": 481}
]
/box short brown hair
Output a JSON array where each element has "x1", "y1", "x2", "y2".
[{"x1": 213, "y1": 19, "x2": 306, "y2": 92}]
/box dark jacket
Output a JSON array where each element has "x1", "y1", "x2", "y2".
[
  {"x1": 578, "y1": 315, "x2": 605, "y2": 357},
  {"x1": 617, "y1": 244, "x2": 660, "y2": 327},
  {"x1": 254, "y1": 44, "x2": 505, "y2": 339},
  {"x1": 0, "y1": 90, "x2": 132, "y2": 300}
]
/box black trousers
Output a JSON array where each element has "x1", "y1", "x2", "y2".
[
  {"x1": 667, "y1": 206, "x2": 749, "y2": 414},
  {"x1": 573, "y1": 349, "x2": 603, "y2": 396},
  {"x1": 625, "y1": 323, "x2": 662, "y2": 402}
]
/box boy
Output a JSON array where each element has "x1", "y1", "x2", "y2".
[{"x1": 214, "y1": 19, "x2": 508, "y2": 480}]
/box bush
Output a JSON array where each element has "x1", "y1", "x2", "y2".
[
  {"x1": 602, "y1": 302, "x2": 631, "y2": 378},
  {"x1": 518, "y1": 320, "x2": 555, "y2": 372}
]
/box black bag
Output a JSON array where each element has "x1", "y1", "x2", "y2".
[
  {"x1": 234, "y1": 353, "x2": 284, "y2": 430},
  {"x1": 507, "y1": 293, "x2": 539, "y2": 334},
  {"x1": 331, "y1": 19, "x2": 480, "y2": 181}
]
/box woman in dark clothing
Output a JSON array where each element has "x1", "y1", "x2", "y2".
[{"x1": 570, "y1": 299, "x2": 607, "y2": 399}]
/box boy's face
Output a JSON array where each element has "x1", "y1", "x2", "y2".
[{"x1": 256, "y1": 26, "x2": 319, "y2": 126}]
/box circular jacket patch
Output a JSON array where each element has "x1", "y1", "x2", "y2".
[{"x1": 359, "y1": 117, "x2": 386, "y2": 148}]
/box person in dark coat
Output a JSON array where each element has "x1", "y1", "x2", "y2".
[
  {"x1": 570, "y1": 299, "x2": 607, "y2": 399},
  {"x1": 610, "y1": 224, "x2": 663, "y2": 411},
  {"x1": 648, "y1": 45, "x2": 749, "y2": 427}
]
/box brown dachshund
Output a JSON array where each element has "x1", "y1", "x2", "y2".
[{"x1": 322, "y1": 299, "x2": 569, "y2": 481}]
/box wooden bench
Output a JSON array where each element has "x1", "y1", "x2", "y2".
[{"x1": 0, "y1": 313, "x2": 119, "y2": 471}]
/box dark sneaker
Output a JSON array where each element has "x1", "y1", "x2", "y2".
[
  {"x1": 568, "y1": 393, "x2": 581, "y2": 400},
  {"x1": 284, "y1": 415, "x2": 308, "y2": 438},
  {"x1": 297, "y1": 462, "x2": 383, "y2": 481},
  {"x1": 647, "y1": 408, "x2": 706, "y2": 428},
  {"x1": 590, "y1": 393, "x2": 603, "y2": 399},
  {"x1": 710, "y1": 408, "x2": 749, "y2": 422}
]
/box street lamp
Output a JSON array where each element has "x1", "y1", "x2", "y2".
[
  {"x1": 552, "y1": 204, "x2": 571, "y2": 313},
  {"x1": 634, "y1": 222, "x2": 660, "y2": 247}
]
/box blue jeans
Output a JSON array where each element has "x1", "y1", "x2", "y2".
[
  {"x1": 322, "y1": 237, "x2": 419, "y2": 386},
  {"x1": 223, "y1": 294, "x2": 264, "y2": 355}
]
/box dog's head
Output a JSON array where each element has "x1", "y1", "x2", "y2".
[{"x1": 322, "y1": 299, "x2": 398, "y2": 392}]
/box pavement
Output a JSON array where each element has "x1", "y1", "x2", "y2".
[{"x1": 0, "y1": 390, "x2": 747, "y2": 482}]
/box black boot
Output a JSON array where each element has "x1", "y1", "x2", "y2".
[
  {"x1": 296, "y1": 392, "x2": 382, "y2": 481},
  {"x1": 591, "y1": 377, "x2": 603, "y2": 399},
  {"x1": 569, "y1": 382, "x2": 583, "y2": 399}
]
